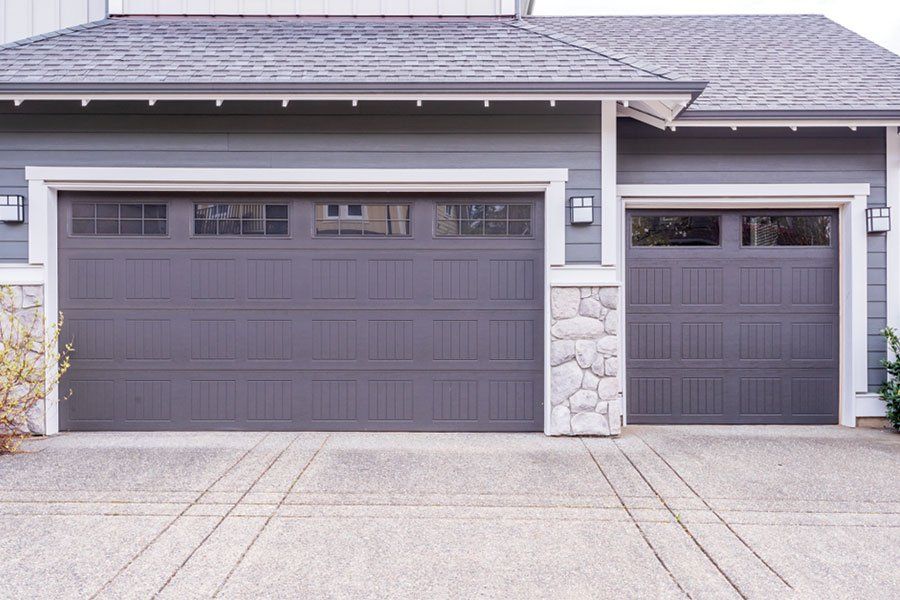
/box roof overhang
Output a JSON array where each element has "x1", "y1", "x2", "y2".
[
  {"x1": 0, "y1": 81, "x2": 706, "y2": 121},
  {"x1": 669, "y1": 109, "x2": 900, "y2": 128}
]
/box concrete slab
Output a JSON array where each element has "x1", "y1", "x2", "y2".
[
  {"x1": 217, "y1": 515, "x2": 684, "y2": 599},
  {"x1": 0, "y1": 514, "x2": 170, "y2": 598},
  {"x1": 631, "y1": 425, "x2": 900, "y2": 503},
  {"x1": 292, "y1": 432, "x2": 613, "y2": 498}
]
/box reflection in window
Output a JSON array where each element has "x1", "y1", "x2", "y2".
[
  {"x1": 631, "y1": 215, "x2": 720, "y2": 247},
  {"x1": 315, "y1": 203, "x2": 411, "y2": 237},
  {"x1": 742, "y1": 216, "x2": 832, "y2": 246},
  {"x1": 71, "y1": 203, "x2": 167, "y2": 236},
  {"x1": 194, "y1": 203, "x2": 288, "y2": 236},
  {"x1": 435, "y1": 203, "x2": 532, "y2": 237}
]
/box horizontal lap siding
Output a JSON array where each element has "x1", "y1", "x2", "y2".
[
  {"x1": 0, "y1": 101, "x2": 602, "y2": 263},
  {"x1": 619, "y1": 121, "x2": 888, "y2": 391}
]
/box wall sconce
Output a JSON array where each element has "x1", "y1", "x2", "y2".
[
  {"x1": 0, "y1": 195, "x2": 25, "y2": 223},
  {"x1": 866, "y1": 207, "x2": 891, "y2": 233},
  {"x1": 569, "y1": 196, "x2": 595, "y2": 225}
]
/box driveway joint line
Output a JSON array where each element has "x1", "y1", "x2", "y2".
[
  {"x1": 610, "y1": 437, "x2": 752, "y2": 599},
  {"x1": 580, "y1": 438, "x2": 690, "y2": 599},
  {"x1": 152, "y1": 432, "x2": 302, "y2": 598},
  {"x1": 89, "y1": 432, "x2": 274, "y2": 600},
  {"x1": 633, "y1": 432, "x2": 795, "y2": 591},
  {"x1": 212, "y1": 432, "x2": 333, "y2": 598}
]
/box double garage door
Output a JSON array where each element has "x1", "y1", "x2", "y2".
[
  {"x1": 626, "y1": 210, "x2": 840, "y2": 424},
  {"x1": 58, "y1": 192, "x2": 544, "y2": 431}
]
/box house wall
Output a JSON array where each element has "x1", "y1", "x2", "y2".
[
  {"x1": 0, "y1": 101, "x2": 603, "y2": 263},
  {"x1": 618, "y1": 120, "x2": 889, "y2": 391},
  {"x1": 109, "y1": 0, "x2": 519, "y2": 16},
  {"x1": 0, "y1": 0, "x2": 106, "y2": 45}
]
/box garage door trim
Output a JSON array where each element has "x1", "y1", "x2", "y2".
[
  {"x1": 25, "y1": 166, "x2": 569, "y2": 435},
  {"x1": 616, "y1": 184, "x2": 872, "y2": 428}
]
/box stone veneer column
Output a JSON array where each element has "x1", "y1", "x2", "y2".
[
  {"x1": 2, "y1": 284, "x2": 48, "y2": 434},
  {"x1": 548, "y1": 286, "x2": 621, "y2": 436}
]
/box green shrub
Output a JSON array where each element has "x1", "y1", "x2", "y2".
[{"x1": 881, "y1": 327, "x2": 900, "y2": 431}]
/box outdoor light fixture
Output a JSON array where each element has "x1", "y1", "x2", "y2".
[
  {"x1": 0, "y1": 195, "x2": 25, "y2": 223},
  {"x1": 569, "y1": 196, "x2": 595, "y2": 225},
  {"x1": 866, "y1": 207, "x2": 891, "y2": 233}
]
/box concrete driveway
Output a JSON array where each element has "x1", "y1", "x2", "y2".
[{"x1": 1, "y1": 426, "x2": 898, "y2": 599}]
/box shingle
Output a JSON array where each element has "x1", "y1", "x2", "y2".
[
  {"x1": 0, "y1": 18, "x2": 664, "y2": 84},
  {"x1": 527, "y1": 14, "x2": 900, "y2": 112}
]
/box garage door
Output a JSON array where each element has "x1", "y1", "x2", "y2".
[
  {"x1": 58, "y1": 192, "x2": 543, "y2": 431},
  {"x1": 625, "y1": 209, "x2": 839, "y2": 424}
]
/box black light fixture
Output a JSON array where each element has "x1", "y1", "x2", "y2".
[
  {"x1": 569, "y1": 196, "x2": 595, "y2": 225},
  {"x1": 0, "y1": 195, "x2": 25, "y2": 223},
  {"x1": 866, "y1": 207, "x2": 891, "y2": 233}
]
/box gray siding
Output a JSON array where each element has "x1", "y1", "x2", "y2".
[
  {"x1": 0, "y1": 101, "x2": 602, "y2": 263},
  {"x1": 619, "y1": 121, "x2": 888, "y2": 391}
]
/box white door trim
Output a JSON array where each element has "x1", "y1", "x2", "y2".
[
  {"x1": 23, "y1": 166, "x2": 569, "y2": 435},
  {"x1": 616, "y1": 183, "x2": 871, "y2": 427}
]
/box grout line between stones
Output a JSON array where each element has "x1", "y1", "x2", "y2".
[
  {"x1": 212, "y1": 432, "x2": 332, "y2": 598},
  {"x1": 632, "y1": 432, "x2": 794, "y2": 590},
  {"x1": 580, "y1": 438, "x2": 691, "y2": 599},
  {"x1": 609, "y1": 437, "x2": 751, "y2": 599},
  {"x1": 89, "y1": 432, "x2": 273, "y2": 600}
]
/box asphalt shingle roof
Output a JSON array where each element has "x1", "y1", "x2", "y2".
[
  {"x1": 0, "y1": 14, "x2": 898, "y2": 115},
  {"x1": 0, "y1": 18, "x2": 667, "y2": 85},
  {"x1": 527, "y1": 14, "x2": 900, "y2": 113}
]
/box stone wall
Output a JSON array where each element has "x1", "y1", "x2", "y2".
[
  {"x1": 548, "y1": 285, "x2": 621, "y2": 436},
  {"x1": 0, "y1": 284, "x2": 48, "y2": 434}
]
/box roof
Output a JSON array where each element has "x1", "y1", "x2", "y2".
[
  {"x1": 0, "y1": 18, "x2": 670, "y2": 86},
  {"x1": 0, "y1": 14, "x2": 897, "y2": 117},
  {"x1": 527, "y1": 14, "x2": 900, "y2": 114}
]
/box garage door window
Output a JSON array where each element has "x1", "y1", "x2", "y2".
[
  {"x1": 315, "y1": 203, "x2": 411, "y2": 237},
  {"x1": 631, "y1": 215, "x2": 719, "y2": 247},
  {"x1": 742, "y1": 215, "x2": 832, "y2": 247},
  {"x1": 435, "y1": 203, "x2": 532, "y2": 237},
  {"x1": 71, "y1": 203, "x2": 167, "y2": 236},
  {"x1": 194, "y1": 203, "x2": 288, "y2": 236}
]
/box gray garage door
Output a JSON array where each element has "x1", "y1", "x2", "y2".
[
  {"x1": 626, "y1": 209, "x2": 839, "y2": 424},
  {"x1": 58, "y1": 192, "x2": 543, "y2": 431}
]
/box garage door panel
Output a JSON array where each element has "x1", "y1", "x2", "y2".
[
  {"x1": 626, "y1": 209, "x2": 838, "y2": 424},
  {"x1": 58, "y1": 193, "x2": 544, "y2": 431}
]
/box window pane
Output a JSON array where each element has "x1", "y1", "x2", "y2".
[
  {"x1": 508, "y1": 204, "x2": 531, "y2": 219},
  {"x1": 266, "y1": 220, "x2": 288, "y2": 235},
  {"x1": 484, "y1": 204, "x2": 508, "y2": 219},
  {"x1": 120, "y1": 219, "x2": 143, "y2": 235},
  {"x1": 347, "y1": 204, "x2": 363, "y2": 217},
  {"x1": 742, "y1": 215, "x2": 832, "y2": 246},
  {"x1": 72, "y1": 204, "x2": 95, "y2": 218},
  {"x1": 97, "y1": 204, "x2": 119, "y2": 218},
  {"x1": 97, "y1": 219, "x2": 119, "y2": 234},
  {"x1": 144, "y1": 204, "x2": 166, "y2": 219},
  {"x1": 143, "y1": 219, "x2": 167, "y2": 235},
  {"x1": 315, "y1": 203, "x2": 410, "y2": 237},
  {"x1": 460, "y1": 220, "x2": 483, "y2": 235},
  {"x1": 72, "y1": 219, "x2": 95, "y2": 235},
  {"x1": 194, "y1": 219, "x2": 215, "y2": 235},
  {"x1": 325, "y1": 204, "x2": 340, "y2": 218},
  {"x1": 484, "y1": 220, "x2": 508, "y2": 235},
  {"x1": 315, "y1": 220, "x2": 339, "y2": 235},
  {"x1": 120, "y1": 204, "x2": 143, "y2": 219},
  {"x1": 217, "y1": 220, "x2": 241, "y2": 235},
  {"x1": 242, "y1": 220, "x2": 265, "y2": 235},
  {"x1": 508, "y1": 221, "x2": 531, "y2": 236},
  {"x1": 266, "y1": 204, "x2": 288, "y2": 219},
  {"x1": 631, "y1": 216, "x2": 720, "y2": 247}
]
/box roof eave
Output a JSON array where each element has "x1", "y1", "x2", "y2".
[{"x1": 674, "y1": 108, "x2": 900, "y2": 126}]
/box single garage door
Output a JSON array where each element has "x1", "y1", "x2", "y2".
[
  {"x1": 58, "y1": 192, "x2": 543, "y2": 431},
  {"x1": 626, "y1": 209, "x2": 839, "y2": 424}
]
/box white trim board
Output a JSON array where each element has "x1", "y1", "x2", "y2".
[
  {"x1": 888, "y1": 129, "x2": 900, "y2": 349},
  {"x1": 25, "y1": 166, "x2": 569, "y2": 435},
  {"x1": 615, "y1": 183, "x2": 872, "y2": 428}
]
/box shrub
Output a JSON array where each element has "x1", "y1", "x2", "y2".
[
  {"x1": 0, "y1": 285, "x2": 72, "y2": 453},
  {"x1": 881, "y1": 327, "x2": 900, "y2": 431}
]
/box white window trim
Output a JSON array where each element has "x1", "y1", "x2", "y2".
[
  {"x1": 887, "y1": 129, "x2": 900, "y2": 359},
  {"x1": 22, "y1": 166, "x2": 568, "y2": 435},
  {"x1": 614, "y1": 183, "x2": 871, "y2": 428}
]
